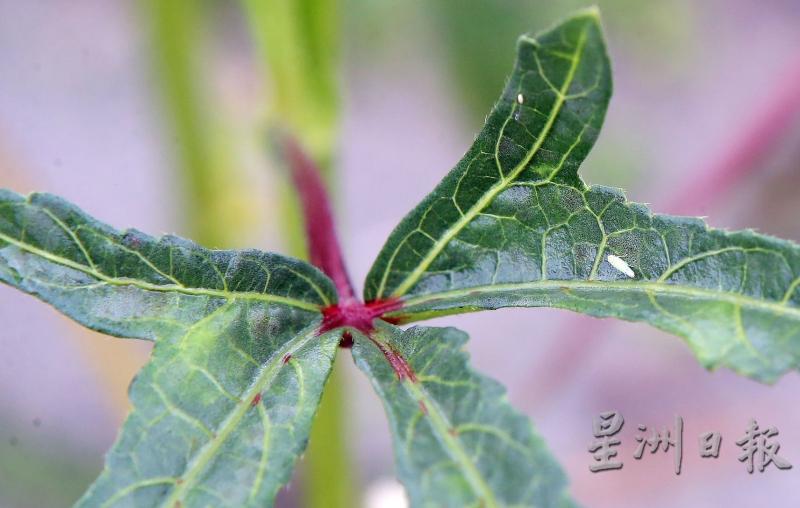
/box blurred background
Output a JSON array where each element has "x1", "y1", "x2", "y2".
[{"x1": 1, "y1": 0, "x2": 800, "y2": 507}]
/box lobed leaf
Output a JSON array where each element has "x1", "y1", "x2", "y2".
[
  {"x1": 0, "y1": 189, "x2": 339, "y2": 506},
  {"x1": 364, "y1": 9, "x2": 800, "y2": 383},
  {"x1": 352, "y1": 321, "x2": 573, "y2": 508}
]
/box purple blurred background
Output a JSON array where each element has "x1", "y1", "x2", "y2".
[{"x1": 1, "y1": 1, "x2": 800, "y2": 506}]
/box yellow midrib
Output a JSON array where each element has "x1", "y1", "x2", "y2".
[
  {"x1": 402, "y1": 377, "x2": 499, "y2": 508},
  {"x1": 395, "y1": 279, "x2": 800, "y2": 322},
  {"x1": 383, "y1": 25, "x2": 590, "y2": 299},
  {"x1": 0, "y1": 231, "x2": 323, "y2": 312},
  {"x1": 158, "y1": 324, "x2": 320, "y2": 507}
]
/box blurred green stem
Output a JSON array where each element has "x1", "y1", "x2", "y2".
[
  {"x1": 241, "y1": 2, "x2": 355, "y2": 508},
  {"x1": 241, "y1": 0, "x2": 339, "y2": 168},
  {"x1": 145, "y1": 0, "x2": 353, "y2": 505},
  {"x1": 142, "y1": 0, "x2": 243, "y2": 248}
]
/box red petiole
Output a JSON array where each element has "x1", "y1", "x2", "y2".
[{"x1": 281, "y1": 135, "x2": 405, "y2": 365}]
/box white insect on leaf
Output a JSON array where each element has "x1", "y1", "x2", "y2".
[
  {"x1": 517, "y1": 93, "x2": 524, "y2": 105},
  {"x1": 607, "y1": 254, "x2": 635, "y2": 278}
]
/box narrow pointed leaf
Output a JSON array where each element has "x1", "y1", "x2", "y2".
[
  {"x1": 79, "y1": 322, "x2": 339, "y2": 508},
  {"x1": 352, "y1": 321, "x2": 572, "y2": 508},
  {"x1": 0, "y1": 190, "x2": 335, "y2": 338},
  {"x1": 364, "y1": 10, "x2": 800, "y2": 383},
  {"x1": 0, "y1": 190, "x2": 340, "y2": 506},
  {"x1": 365, "y1": 9, "x2": 611, "y2": 302}
]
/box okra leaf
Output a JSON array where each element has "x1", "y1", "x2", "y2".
[
  {"x1": 365, "y1": 9, "x2": 800, "y2": 383},
  {"x1": 0, "y1": 190, "x2": 339, "y2": 506},
  {"x1": 352, "y1": 321, "x2": 572, "y2": 508}
]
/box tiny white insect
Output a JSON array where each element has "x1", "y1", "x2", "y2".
[
  {"x1": 517, "y1": 93, "x2": 524, "y2": 105},
  {"x1": 607, "y1": 254, "x2": 635, "y2": 278}
]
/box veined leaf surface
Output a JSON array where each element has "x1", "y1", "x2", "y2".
[
  {"x1": 352, "y1": 321, "x2": 572, "y2": 508},
  {"x1": 0, "y1": 190, "x2": 339, "y2": 506},
  {"x1": 364, "y1": 10, "x2": 800, "y2": 383}
]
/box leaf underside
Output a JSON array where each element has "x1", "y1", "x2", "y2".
[
  {"x1": 365, "y1": 9, "x2": 800, "y2": 383},
  {"x1": 0, "y1": 189, "x2": 339, "y2": 507},
  {"x1": 352, "y1": 321, "x2": 573, "y2": 508}
]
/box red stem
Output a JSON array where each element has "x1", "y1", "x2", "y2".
[
  {"x1": 666, "y1": 55, "x2": 800, "y2": 214},
  {"x1": 281, "y1": 134, "x2": 402, "y2": 343},
  {"x1": 282, "y1": 135, "x2": 356, "y2": 302}
]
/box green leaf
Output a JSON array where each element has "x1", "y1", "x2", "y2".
[
  {"x1": 0, "y1": 190, "x2": 339, "y2": 506},
  {"x1": 365, "y1": 8, "x2": 611, "y2": 302},
  {"x1": 79, "y1": 322, "x2": 339, "y2": 508},
  {"x1": 351, "y1": 321, "x2": 572, "y2": 508},
  {"x1": 364, "y1": 9, "x2": 800, "y2": 383},
  {"x1": 0, "y1": 191, "x2": 335, "y2": 333}
]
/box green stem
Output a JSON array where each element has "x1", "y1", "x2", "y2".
[
  {"x1": 241, "y1": 0, "x2": 339, "y2": 168},
  {"x1": 145, "y1": 0, "x2": 354, "y2": 504},
  {"x1": 304, "y1": 363, "x2": 353, "y2": 508},
  {"x1": 141, "y1": 0, "x2": 241, "y2": 248},
  {"x1": 240, "y1": 2, "x2": 355, "y2": 508}
]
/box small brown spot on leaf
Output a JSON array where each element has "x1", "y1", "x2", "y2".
[
  {"x1": 251, "y1": 393, "x2": 262, "y2": 407},
  {"x1": 282, "y1": 353, "x2": 292, "y2": 364},
  {"x1": 418, "y1": 401, "x2": 428, "y2": 415}
]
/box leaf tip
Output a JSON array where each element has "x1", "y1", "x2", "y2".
[
  {"x1": 580, "y1": 5, "x2": 602, "y2": 19},
  {"x1": 569, "y1": 5, "x2": 605, "y2": 34}
]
